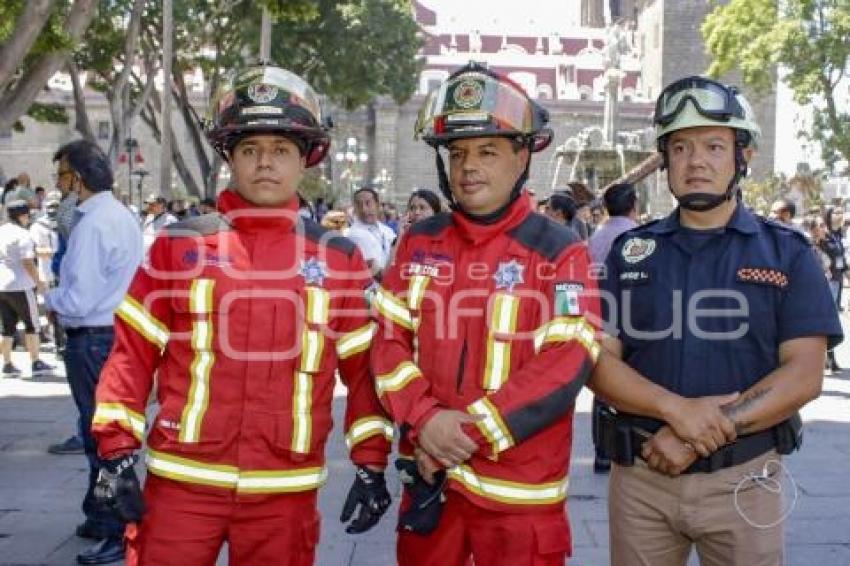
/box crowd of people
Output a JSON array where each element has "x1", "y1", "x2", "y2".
[{"x1": 0, "y1": 62, "x2": 844, "y2": 566}]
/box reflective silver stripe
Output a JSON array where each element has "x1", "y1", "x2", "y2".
[
  {"x1": 345, "y1": 416, "x2": 394, "y2": 449},
  {"x1": 238, "y1": 467, "x2": 328, "y2": 494},
  {"x1": 447, "y1": 465, "x2": 569, "y2": 505},
  {"x1": 116, "y1": 295, "x2": 169, "y2": 348},
  {"x1": 146, "y1": 449, "x2": 327, "y2": 493},
  {"x1": 483, "y1": 294, "x2": 519, "y2": 391},
  {"x1": 376, "y1": 361, "x2": 422, "y2": 396},
  {"x1": 468, "y1": 398, "x2": 513, "y2": 454},
  {"x1": 180, "y1": 279, "x2": 215, "y2": 443},
  {"x1": 373, "y1": 286, "x2": 413, "y2": 330},
  {"x1": 533, "y1": 316, "x2": 600, "y2": 361},
  {"x1": 336, "y1": 322, "x2": 377, "y2": 360},
  {"x1": 92, "y1": 402, "x2": 146, "y2": 441},
  {"x1": 291, "y1": 371, "x2": 312, "y2": 454}
]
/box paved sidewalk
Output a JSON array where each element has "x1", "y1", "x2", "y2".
[{"x1": 1, "y1": 331, "x2": 849, "y2": 565}]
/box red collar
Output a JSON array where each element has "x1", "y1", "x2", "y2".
[
  {"x1": 217, "y1": 189, "x2": 299, "y2": 233},
  {"x1": 451, "y1": 196, "x2": 532, "y2": 245}
]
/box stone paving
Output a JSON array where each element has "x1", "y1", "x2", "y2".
[{"x1": 1, "y1": 325, "x2": 849, "y2": 565}]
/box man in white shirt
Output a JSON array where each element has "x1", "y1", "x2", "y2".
[
  {"x1": 346, "y1": 186, "x2": 395, "y2": 279},
  {"x1": 0, "y1": 200, "x2": 52, "y2": 376},
  {"x1": 141, "y1": 193, "x2": 177, "y2": 255}
]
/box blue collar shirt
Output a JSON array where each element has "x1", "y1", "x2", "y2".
[{"x1": 46, "y1": 191, "x2": 143, "y2": 328}]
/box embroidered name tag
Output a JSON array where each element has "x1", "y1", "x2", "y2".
[{"x1": 736, "y1": 267, "x2": 788, "y2": 289}]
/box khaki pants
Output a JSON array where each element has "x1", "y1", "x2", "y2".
[{"x1": 609, "y1": 450, "x2": 785, "y2": 566}]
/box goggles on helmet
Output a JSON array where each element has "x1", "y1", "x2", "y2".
[{"x1": 654, "y1": 76, "x2": 746, "y2": 127}]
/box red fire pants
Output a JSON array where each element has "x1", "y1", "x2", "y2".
[
  {"x1": 397, "y1": 490, "x2": 571, "y2": 566},
  {"x1": 126, "y1": 475, "x2": 320, "y2": 566}
]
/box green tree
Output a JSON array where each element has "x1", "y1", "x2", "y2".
[{"x1": 703, "y1": 0, "x2": 850, "y2": 170}]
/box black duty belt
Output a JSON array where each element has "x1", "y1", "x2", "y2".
[
  {"x1": 65, "y1": 325, "x2": 114, "y2": 337},
  {"x1": 600, "y1": 409, "x2": 802, "y2": 474}
]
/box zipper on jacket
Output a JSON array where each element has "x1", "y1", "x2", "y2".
[{"x1": 456, "y1": 339, "x2": 467, "y2": 394}]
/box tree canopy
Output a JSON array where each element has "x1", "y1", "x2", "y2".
[{"x1": 703, "y1": 0, "x2": 850, "y2": 170}]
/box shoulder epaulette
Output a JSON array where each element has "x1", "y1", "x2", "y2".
[
  {"x1": 164, "y1": 213, "x2": 232, "y2": 237},
  {"x1": 508, "y1": 213, "x2": 581, "y2": 261},
  {"x1": 408, "y1": 212, "x2": 453, "y2": 237},
  {"x1": 302, "y1": 218, "x2": 357, "y2": 257},
  {"x1": 758, "y1": 215, "x2": 810, "y2": 245}
]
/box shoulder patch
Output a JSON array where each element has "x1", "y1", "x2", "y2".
[
  {"x1": 508, "y1": 213, "x2": 581, "y2": 261},
  {"x1": 301, "y1": 218, "x2": 357, "y2": 256},
  {"x1": 164, "y1": 213, "x2": 232, "y2": 237},
  {"x1": 408, "y1": 212, "x2": 453, "y2": 237}
]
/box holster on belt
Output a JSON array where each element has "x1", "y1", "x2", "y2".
[{"x1": 395, "y1": 458, "x2": 446, "y2": 535}]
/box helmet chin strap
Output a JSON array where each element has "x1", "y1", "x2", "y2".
[
  {"x1": 434, "y1": 147, "x2": 530, "y2": 225},
  {"x1": 671, "y1": 144, "x2": 747, "y2": 212}
]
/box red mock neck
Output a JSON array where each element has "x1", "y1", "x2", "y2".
[
  {"x1": 451, "y1": 195, "x2": 532, "y2": 245},
  {"x1": 217, "y1": 189, "x2": 300, "y2": 233}
]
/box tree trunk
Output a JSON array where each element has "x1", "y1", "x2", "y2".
[
  {"x1": 141, "y1": 104, "x2": 203, "y2": 198},
  {"x1": 67, "y1": 60, "x2": 96, "y2": 143},
  {"x1": 173, "y1": 68, "x2": 212, "y2": 192},
  {"x1": 0, "y1": 0, "x2": 55, "y2": 94},
  {"x1": 106, "y1": 0, "x2": 146, "y2": 164},
  {"x1": 0, "y1": 0, "x2": 97, "y2": 132}
]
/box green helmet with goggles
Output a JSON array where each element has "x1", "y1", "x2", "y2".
[
  {"x1": 654, "y1": 76, "x2": 761, "y2": 212},
  {"x1": 655, "y1": 75, "x2": 761, "y2": 150},
  {"x1": 207, "y1": 64, "x2": 331, "y2": 168},
  {"x1": 415, "y1": 62, "x2": 553, "y2": 219}
]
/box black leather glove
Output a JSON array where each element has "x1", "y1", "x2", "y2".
[
  {"x1": 339, "y1": 466, "x2": 391, "y2": 534},
  {"x1": 94, "y1": 454, "x2": 145, "y2": 523},
  {"x1": 395, "y1": 458, "x2": 446, "y2": 535}
]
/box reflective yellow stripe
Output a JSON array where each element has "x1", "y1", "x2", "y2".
[
  {"x1": 92, "y1": 402, "x2": 146, "y2": 441},
  {"x1": 345, "y1": 416, "x2": 394, "y2": 449},
  {"x1": 376, "y1": 361, "x2": 422, "y2": 396},
  {"x1": 407, "y1": 275, "x2": 429, "y2": 310},
  {"x1": 468, "y1": 397, "x2": 514, "y2": 455},
  {"x1": 336, "y1": 322, "x2": 377, "y2": 360},
  {"x1": 483, "y1": 294, "x2": 519, "y2": 391},
  {"x1": 533, "y1": 316, "x2": 600, "y2": 361},
  {"x1": 180, "y1": 279, "x2": 215, "y2": 443},
  {"x1": 116, "y1": 295, "x2": 169, "y2": 349},
  {"x1": 305, "y1": 287, "x2": 330, "y2": 325},
  {"x1": 146, "y1": 449, "x2": 327, "y2": 493},
  {"x1": 291, "y1": 371, "x2": 313, "y2": 453},
  {"x1": 374, "y1": 286, "x2": 413, "y2": 330},
  {"x1": 237, "y1": 467, "x2": 328, "y2": 494},
  {"x1": 299, "y1": 328, "x2": 325, "y2": 373},
  {"x1": 447, "y1": 465, "x2": 569, "y2": 505}
]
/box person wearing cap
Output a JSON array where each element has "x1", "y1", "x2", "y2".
[
  {"x1": 90, "y1": 64, "x2": 392, "y2": 565},
  {"x1": 370, "y1": 61, "x2": 601, "y2": 565},
  {"x1": 596, "y1": 76, "x2": 842, "y2": 565},
  {"x1": 141, "y1": 194, "x2": 177, "y2": 256},
  {"x1": 29, "y1": 191, "x2": 61, "y2": 289},
  {"x1": 0, "y1": 199, "x2": 53, "y2": 377}
]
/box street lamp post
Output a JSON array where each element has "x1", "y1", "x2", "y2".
[
  {"x1": 334, "y1": 136, "x2": 369, "y2": 202},
  {"x1": 133, "y1": 168, "x2": 149, "y2": 206}
]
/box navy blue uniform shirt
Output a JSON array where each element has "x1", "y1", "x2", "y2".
[{"x1": 602, "y1": 204, "x2": 843, "y2": 398}]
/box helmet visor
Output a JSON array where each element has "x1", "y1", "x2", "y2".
[
  {"x1": 654, "y1": 76, "x2": 744, "y2": 127},
  {"x1": 212, "y1": 66, "x2": 324, "y2": 129},
  {"x1": 415, "y1": 72, "x2": 535, "y2": 141}
]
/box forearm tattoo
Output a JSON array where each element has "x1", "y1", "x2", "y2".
[{"x1": 721, "y1": 387, "x2": 771, "y2": 435}]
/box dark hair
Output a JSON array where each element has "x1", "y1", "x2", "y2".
[
  {"x1": 353, "y1": 186, "x2": 379, "y2": 203},
  {"x1": 35, "y1": 186, "x2": 45, "y2": 194},
  {"x1": 200, "y1": 197, "x2": 216, "y2": 208},
  {"x1": 774, "y1": 197, "x2": 796, "y2": 219},
  {"x1": 548, "y1": 192, "x2": 577, "y2": 223},
  {"x1": 53, "y1": 139, "x2": 113, "y2": 193},
  {"x1": 604, "y1": 183, "x2": 637, "y2": 217},
  {"x1": 408, "y1": 189, "x2": 442, "y2": 215},
  {"x1": 5, "y1": 199, "x2": 29, "y2": 224},
  {"x1": 823, "y1": 205, "x2": 843, "y2": 234}
]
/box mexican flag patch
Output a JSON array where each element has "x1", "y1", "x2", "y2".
[{"x1": 555, "y1": 282, "x2": 583, "y2": 316}]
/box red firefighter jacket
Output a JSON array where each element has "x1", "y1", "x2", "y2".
[
  {"x1": 371, "y1": 197, "x2": 600, "y2": 513},
  {"x1": 93, "y1": 190, "x2": 391, "y2": 496}
]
